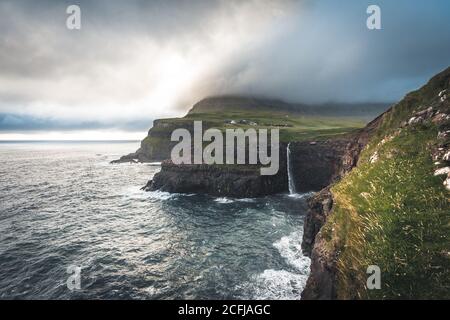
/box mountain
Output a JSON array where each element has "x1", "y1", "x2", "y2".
[
  {"x1": 112, "y1": 96, "x2": 389, "y2": 163},
  {"x1": 189, "y1": 95, "x2": 390, "y2": 119}
]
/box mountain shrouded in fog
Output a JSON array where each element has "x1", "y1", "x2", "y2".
[{"x1": 0, "y1": 0, "x2": 449, "y2": 139}]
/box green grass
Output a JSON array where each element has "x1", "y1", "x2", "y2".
[
  {"x1": 322, "y1": 124, "x2": 450, "y2": 299},
  {"x1": 317, "y1": 67, "x2": 450, "y2": 299},
  {"x1": 152, "y1": 111, "x2": 366, "y2": 143}
]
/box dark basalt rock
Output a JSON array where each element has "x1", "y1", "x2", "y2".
[
  {"x1": 288, "y1": 139, "x2": 357, "y2": 192},
  {"x1": 143, "y1": 161, "x2": 288, "y2": 198},
  {"x1": 301, "y1": 230, "x2": 338, "y2": 300},
  {"x1": 300, "y1": 187, "x2": 338, "y2": 300},
  {"x1": 142, "y1": 135, "x2": 363, "y2": 198},
  {"x1": 111, "y1": 151, "x2": 141, "y2": 164},
  {"x1": 301, "y1": 188, "x2": 333, "y2": 257}
]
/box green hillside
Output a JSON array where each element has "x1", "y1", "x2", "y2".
[{"x1": 318, "y1": 67, "x2": 450, "y2": 299}]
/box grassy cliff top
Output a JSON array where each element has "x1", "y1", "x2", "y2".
[
  {"x1": 319, "y1": 66, "x2": 450, "y2": 299},
  {"x1": 147, "y1": 96, "x2": 391, "y2": 143}
]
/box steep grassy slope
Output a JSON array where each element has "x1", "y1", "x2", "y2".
[{"x1": 307, "y1": 67, "x2": 450, "y2": 299}]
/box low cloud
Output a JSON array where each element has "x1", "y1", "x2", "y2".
[
  {"x1": 0, "y1": 113, "x2": 153, "y2": 132},
  {"x1": 0, "y1": 0, "x2": 449, "y2": 133}
]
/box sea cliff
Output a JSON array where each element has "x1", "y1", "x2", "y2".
[{"x1": 301, "y1": 67, "x2": 450, "y2": 299}]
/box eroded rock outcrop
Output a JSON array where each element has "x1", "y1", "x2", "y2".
[
  {"x1": 301, "y1": 188, "x2": 333, "y2": 257},
  {"x1": 143, "y1": 160, "x2": 288, "y2": 198}
]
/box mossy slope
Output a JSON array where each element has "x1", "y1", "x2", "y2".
[{"x1": 318, "y1": 67, "x2": 450, "y2": 299}]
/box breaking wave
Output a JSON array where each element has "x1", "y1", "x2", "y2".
[{"x1": 239, "y1": 230, "x2": 311, "y2": 300}]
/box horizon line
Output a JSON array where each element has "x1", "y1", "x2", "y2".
[{"x1": 0, "y1": 139, "x2": 140, "y2": 143}]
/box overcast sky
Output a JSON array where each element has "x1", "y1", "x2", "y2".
[{"x1": 0, "y1": 0, "x2": 449, "y2": 139}]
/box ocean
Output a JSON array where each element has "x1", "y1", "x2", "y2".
[{"x1": 0, "y1": 141, "x2": 310, "y2": 299}]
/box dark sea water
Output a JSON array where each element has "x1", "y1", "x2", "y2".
[{"x1": 0, "y1": 141, "x2": 311, "y2": 299}]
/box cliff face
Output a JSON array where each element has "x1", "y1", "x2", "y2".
[
  {"x1": 146, "y1": 135, "x2": 366, "y2": 198},
  {"x1": 289, "y1": 139, "x2": 359, "y2": 193},
  {"x1": 144, "y1": 160, "x2": 288, "y2": 198},
  {"x1": 113, "y1": 120, "x2": 215, "y2": 163},
  {"x1": 301, "y1": 66, "x2": 450, "y2": 300}
]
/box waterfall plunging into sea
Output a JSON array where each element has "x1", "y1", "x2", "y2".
[{"x1": 287, "y1": 143, "x2": 296, "y2": 194}]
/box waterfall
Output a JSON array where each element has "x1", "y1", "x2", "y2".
[{"x1": 287, "y1": 143, "x2": 296, "y2": 194}]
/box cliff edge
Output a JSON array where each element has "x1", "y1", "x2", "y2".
[{"x1": 301, "y1": 66, "x2": 450, "y2": 299}]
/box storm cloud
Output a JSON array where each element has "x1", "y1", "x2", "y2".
[{"x1": 0, "y1": 0, "x2": 449, "y2": 136}]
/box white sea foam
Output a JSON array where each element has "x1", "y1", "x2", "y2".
[
  {"x1": 120, "y1": 186, "x2": 146, "y2": 199},
  {"x1": 273, "y1": 230, "x2": 311, "y2": 273},
  {"x1": 287, "y1": 192, "x2": 314, "y2": 199},
  {"x1": 214, "y1": 197, "x2": 235, "y2": 204},
  {"x1": 147, "y1": 162, "x2": 162, "y2": 166},
  {"x1": 122, "y1": 186, "x2": 176, "y2": 200},
  {"x1": 143, "y1": 286, "x2": 161, "y2": 297},
  {"x1": 252, "y1": 269, "x2": 308, "y2": 300},
  {"x1": 240, "y1": 230, "x2": 311, "y2": 300},
  {"x1": 214, "y1": 197, "x2": 256, "y2": 204},
  {"x1": 237, "y1": 198, "x2": 256, "y2": 203},
  {"x1": 145, "y1": 190, "x2": 177, "y2": 200}
]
